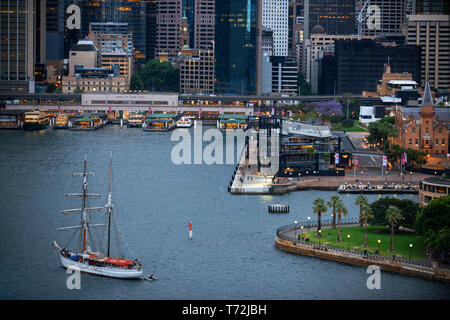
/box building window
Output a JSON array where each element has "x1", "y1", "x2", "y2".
[{"x1": 409, "y1": 139, "x2": 412, "y2": 145}]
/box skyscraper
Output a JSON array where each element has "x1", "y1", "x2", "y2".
[
  {"x1": 360, "y1": 0, "x2": 406, "y2": 37},
  {"x1": 193, "y1": 0, "x2": 215, "y2": 50},
  {"x1": 262, "y1": 0, "x2": 289, "y2": 56},
  {"x1": 81, "y1": 0, "x2": 148, "y2": 66},
  {"x1": 304, "y1": 0, "x2": 355, "y2": 39},
  {"x1": 416, "y1": 0, "x2": 450, "y2": 14},
  {"x1": 332, "y1": 39, "x2": 421, "y2": 94},
  {"x1": 156, "y1": 0, "x2": 183, "y2": 60},
  {"x1": 405, "y1": 14, "x2": 450, "y2": 90},
  {"x1": 46, "y1": 0, "x2": 65, "y2": 61},
  {"x1": 215, "y1": 0, "x2": 258, "y2": 95},
  {"x1": 0, "y1": 0, "x2": 38, "y2": 93}
]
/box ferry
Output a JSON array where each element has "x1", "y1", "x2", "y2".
[
  {"x1": 70, "y1": 113, "x2": 106, "y2": 131},
  {"x1": 127, "y1": 112, "x2": 145, "y2": 128},
  {"x1": 217, "y1": 114, "x2": 248, "y2": 132},
  {"x1": 176, "y1": 116, "x2": 193, "y2": 128},
  {"x1": 22, "y1": 111, "x2": 49, "y2": 130},
  {"x1": 143, "y1": 113, "x2": 178, "y2": 132},
  {"x1": 53, "y1": 114, "x2": 69, "y2": 129}
]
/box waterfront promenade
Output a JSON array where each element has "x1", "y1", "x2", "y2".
[{"x1": 275, "y1": 221, "x2": 450, "y2": 283}]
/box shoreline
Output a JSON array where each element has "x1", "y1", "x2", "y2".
[{"x1": 274, "y1": 223, "x2": 450, "y2": 283}]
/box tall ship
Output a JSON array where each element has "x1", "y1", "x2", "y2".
[
  {"x1": 53, "y1": 156, "x2": 143, "y2": 279},
  {"x1": 22, "y1": 111, "x2": 49, "y2": 130}
]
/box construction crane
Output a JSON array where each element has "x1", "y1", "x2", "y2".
[{"x1": 356, "y1": 0, "x2": 371, "y2": 40}]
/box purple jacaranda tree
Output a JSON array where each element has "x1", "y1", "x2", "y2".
[{"x1": 310, "y1": 101, "x2": 344, "y2": 117}]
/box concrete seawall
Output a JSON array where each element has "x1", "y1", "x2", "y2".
[{"x1": 274, "y1": 236, "x2": 450, "y2": 283}]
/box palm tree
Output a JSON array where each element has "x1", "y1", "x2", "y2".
[
  {"x1": 355, "y1": 194, "x2": 368, "y2": 226},
  {"x1": 335, "y1": 200, "x2": 348, "y2": 242},
  {"x1": 327, "y1": 194, "x2": 340, "y2": 229},
  {"x1": 360, "y1": 204, "x2": 374, "y2": 247},
  {"x1": 385, "y1": 205, "x2": 403, "y2": 252},
  {"x1": 312, "y1": 197, "x2": 327, "y2": 237}
]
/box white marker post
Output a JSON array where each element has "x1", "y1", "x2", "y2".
[{"x1": 188, "y1": 221, "x2": 192, "y2": 240}]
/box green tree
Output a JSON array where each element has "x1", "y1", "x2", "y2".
[
  {"x1": 385, "y1": 205, "x2": 404, "y2": 251},
  {"x1": 297, "y1": 73, "x2": 312, "y2": 96},
  {"x1": 370, "y1": 198, "x2": 419, "y2": 229},
  {"x1": 367, "y1": 117, "x2": 398, "y2": 151},
  {"x1": 355, "y1": 194, "x2": 368, "y2": 226},
  {"x1": 335, "y1": 200, "x2": 348, "y2": 242},
  {"x1": 312, "y1": 197, "x2": 327, "y2": 237},
  {"x1": 327, "y1": 194, "x2": 340, "y2": 229},
  {"x1": 361, "y1": 204, "x2": 374, "y2": 247},
  {"x1": 130, "y1": 59, "x2": 180, "y2": 92},
  {"x1": 130, "y1": 74, "x2": 144, "y2": 90},
  {"x1": 73, "y1": 88, "x2": 84, "y2": 94},
  {"x1": 385, "y1": 144, "x2": 404, "y2": 170},
  {"x1": 415, "y1": 196, "x2": 450, "y2": 262}
]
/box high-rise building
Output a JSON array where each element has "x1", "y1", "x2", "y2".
[
  {"x1": 215, "y1": 0, "x2": 258, "y2": 95},
  {"x1": 303, "y1": 30, "x2": 374, "y2": 93},
  {"x1": 156, "y1": 0, "x2": 183, "y2": 60},
  {"x1": 81, "y1": 0, "x2": 147, "y2": 66},
  {"x1": 288, "y1": 0, "x2": 304, "y2": 57},
  {"x1": 330, "y1": 39, "x2": 421, "y2": 94},
  {"x1": 262, "y1": 0, "x2": 289, "y2": 56},
  {"x1": 271, "y1": 56, "x2": 298, "y2": 95},
  {"x1": 179, "y1": 47, "x2": 214, "y2": 94},
  {"x1": 0, "y1": 0, "x2": 39, "y2": 93},
  {"x1": 46, "y1": 0, "x2": 64, "y2": 61},
  {"x1": 416, "y1": 0, "x2": 450, "y2": 14},
  {"x1": 146, "y1": 0, "x2": 157, "y2": 60},
  {"x1": 360, "y1": 0, "x2": 406, "y2": 37},
  {"x1": 261, "y1": 27, "x2": 274, "y2": 94},
  {"x1": 68, "y1": 39, "x2": 99, "y2": 76},
  {"x1": 405, "y1": 14, "x2": 450, "y2": 91},
  {"x1": 304, "y1": 0, "x2": 355, "y2": 39},
  {"x1": 88, "y1": 23, "x2": 133, "y2": 54},
  {"x1": 193, "y1": 0, "x2": 215, "y2": 50}
]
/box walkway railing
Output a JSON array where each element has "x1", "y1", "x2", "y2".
[{"x1": 276, "y1": 219, "x2": 433, "y2": 269}]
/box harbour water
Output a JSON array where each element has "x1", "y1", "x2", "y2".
[{"x1": 0, "y1": 126, "x2": 449, "y2": 299}]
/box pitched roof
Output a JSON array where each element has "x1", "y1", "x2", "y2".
[{"x1": 422, "y1": 81, "x2": 434, "y2": 106}]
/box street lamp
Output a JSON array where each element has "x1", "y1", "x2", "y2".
[
  {"x1": 377, "y1": 239, "x2": 381, "y2": 252},
  {"x1": 410, "y1": 171, "x2": 412, "y2": 183},
  {"x1": 307, "y1": 216, "x2": 311, "y2": 231},
  {"x1": 409, "y1": 243, "x2": 413, "y2": 260},
  {"x1": 347, "y1": 234, "x2": 351, "y2": 250},
  {"x1": 294, "y1": 221, "x2": 298, "y2": 239},
  {"x1": 300, "y1": 226, "x2": 304, "y2": 239},
  {"x1": 318, "y1": 229, "x2": 322, "y2": 245}
]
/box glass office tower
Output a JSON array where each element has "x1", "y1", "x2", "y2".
[
  {"x1": 215, "y1": 0, "x2": 257, "y2": 95},
  {"x1": 80, "y1": 0, "x2": 148, "y2": 65}
]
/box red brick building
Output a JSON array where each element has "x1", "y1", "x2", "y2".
[{"x1": 395, "y1": 82, "x2": 450, "y2": 158}]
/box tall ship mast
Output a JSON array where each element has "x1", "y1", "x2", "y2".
[{"x1": 53, "y1": 156, "x2": 143, "y2": 279}]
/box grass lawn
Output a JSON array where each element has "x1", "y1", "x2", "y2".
[
  {"x1": 331, "y1": 120, "x2": 368, "y2": 132},
  {"x1": 303, "y1": 225, "x2": 426, "y2": 260}
]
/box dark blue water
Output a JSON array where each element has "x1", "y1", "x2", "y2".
[{"x1": 0, "y1": 126, "x2": 449, "y2": 299}]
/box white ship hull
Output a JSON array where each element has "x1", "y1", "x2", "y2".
[
  {"x1": 58, "y1": 254, "x2": 143, "y2": 279},
  {"x1": 176, "y1": 117, "x2": 193, "y2": 128},
  {"x1": 177, "y1": 123, "x2": 193, "y2": 128},
  {"x1": 54, "y1": 242, "x2": 143, "y2": 279}
]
